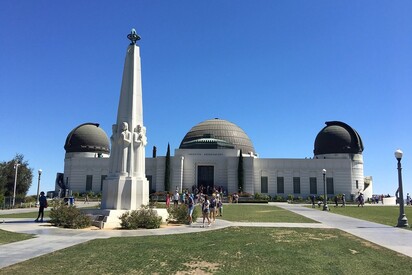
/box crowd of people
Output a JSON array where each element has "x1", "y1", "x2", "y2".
[{"x1": 165, "y1": 186, "x2": 224, "y2": 227}]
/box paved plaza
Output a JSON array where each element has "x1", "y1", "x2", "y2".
[{"x1": 1, "y1": 203, "x2": 411, "y2": 269}]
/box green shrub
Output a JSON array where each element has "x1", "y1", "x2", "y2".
[
  {"x1": 119, "y1": 206, "x2": 162, "y2": 229},
  {"x1": 254, "y1": 193, "x2": 269, "y2": 201},
  {"x1": 272, "y1": 195, "x2": 286, "y2": 202},
  {"x1": 49, "y1": 203, "x2": 92, "y2": 229},
  {"x1": 287, "y1": 194, "x2": 294, "y2": 201},
  {"x1": 167, "y1": 204, "x2": 199, "y2": 224}
]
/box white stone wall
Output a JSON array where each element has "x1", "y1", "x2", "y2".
[
  {"x1": 63, "y1": 154, "x2": 109, "y2": 194},
  {"x1": 63, "y1": 149, "x2": 369, "y2": 199}
]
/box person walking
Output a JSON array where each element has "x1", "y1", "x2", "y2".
[
  {"x1": 35, "y1": 191, "x2": 47, "y2": 222},
  {"x1": 186, "y1": 193, "x2": 195, "y2": 224},
  {"x1": 202, "y1": 195, "x2": 211, "y2": 227},
  {"x1": 173, "y1": 190, "x2": 179, "y2": 208},
  {"x1": 341, "y1": 194, "x2": 346, "y2": 207},
  {"x1": 310, "y1": 195, "x2": 315, "y2": 208},
  {"x1": 209, "y1": 193, "x2": 217, "y2": 223}
]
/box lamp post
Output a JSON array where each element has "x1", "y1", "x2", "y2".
[
  {"x1": 322, "y1": 169, "x2": 329, "y2": 211},
  {"x1": 12, "y1": 162, "x2": 21, "y2": 207},
  {"x1": 395, "y1": 149, "x2": 408, "y2": 227},
  {"x1": 36, "y1": 169, "x2": 42, "y2": 207}
]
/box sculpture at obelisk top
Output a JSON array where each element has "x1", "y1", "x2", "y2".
[{"x1": 102, "y1": 29, "x2": 149, "y2": 210}]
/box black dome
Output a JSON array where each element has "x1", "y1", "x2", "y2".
[
  {"x1": 64, "y1": 123, "x2": 110, "y2": 154},
  {"x1": 179, "y1": 118, "x2": 255, "y2": 154},
  {"x1": 314, "y1": 121, "x2": 364, "y2": 155}
]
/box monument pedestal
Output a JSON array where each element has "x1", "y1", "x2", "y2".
[{"x1": 101, "y1": 176, "x2": 149, "y2": 210}]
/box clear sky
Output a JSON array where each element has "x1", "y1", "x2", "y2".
[{"x1": 1, "y1": 1, "x2": 411, "y2": 197}]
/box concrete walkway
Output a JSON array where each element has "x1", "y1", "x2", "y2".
[{"x1": 1, "y1": 203, "x2": 411, "y2": 269}]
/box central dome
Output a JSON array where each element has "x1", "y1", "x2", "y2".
[{"x1": 179, "y1": 118, "x2": 255, "y2": 154}]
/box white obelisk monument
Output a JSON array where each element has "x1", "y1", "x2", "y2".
[{"x1": 101, "y1": 29, "x2": 149, "y2": 210}]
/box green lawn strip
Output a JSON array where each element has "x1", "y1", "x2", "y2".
[
  {"x1": 0, "y1": 229, "x2": 34, "y2": 245},
  {"x1": 0, "y1": 211, "x2": 50, "y2": 219},
  {"x1": 310, "y1": 205, "x2": 412, "y2": 229},
  {"x1": 2, "y1": 227, "x2": 412, "y2": 274},
  {"x1": 218, "y1": 204, "x2": 317, "y2": 223}
]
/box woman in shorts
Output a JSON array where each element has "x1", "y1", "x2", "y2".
[{"x1": 202, "y1": 195, "x2": 211, "y2": 227}]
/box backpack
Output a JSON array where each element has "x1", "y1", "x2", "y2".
[{"x1": 210, "y1": 198, "x2": 216, "y2": 208}]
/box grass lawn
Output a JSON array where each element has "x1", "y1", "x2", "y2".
[
  {"x1": 2, "y1": 227, "x2": 412, "y2": 274},
  {"x1": 0, "y1": 211, "x2": 50, "y2": 219},
  {"x1": 217, "y1": 203, "x2": 316, "y2": 223},
  {"x1": 315, "y1": 205, "x2": 412, "y2": 229},
  {"x1": 0, "y1": 229, "x2": 34, "y2": 245}
]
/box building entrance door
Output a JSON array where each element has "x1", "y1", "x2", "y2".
[{"x1": 198, "y1": 166, "x2": 214, "y2": 194}]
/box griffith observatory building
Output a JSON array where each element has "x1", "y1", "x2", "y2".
[
  {"x1": 58, "y1": 30, "x2": 372, "y2": 201},
  {"x1": 61, "y1": 119, "x2": 372, "y2": 200}
]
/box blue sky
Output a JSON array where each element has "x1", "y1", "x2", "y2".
[{"x1": 1, "y1": 1, "x2": 411, "y2": 196}]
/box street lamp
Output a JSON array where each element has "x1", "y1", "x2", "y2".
[
  {"x1": 322, "y1": 169, "x2": 329, "y2": 211},
  {"x1": 12, "y1": 162, "x2": 21, "y2": 207},
  {"x1": 36, "y1": 169, "x2": 42, "y2": 207},
  {"x1": 395, "y1": 149, "x2": 408, "y2": 227}
]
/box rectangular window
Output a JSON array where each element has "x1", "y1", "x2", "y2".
[
  {"x1": 100, "y1": 175, "x2": 107, "y2": 192},
  {"x1": 86, "y1": 175, "x2": 93, "y2": 192},
  {"x1": 310, "y1": 177, "x2": 317, "y2": 194},
  {"x1": 356, "y1": 180, "x2": 359, "y2": 189},
  {"x1": 327, "y1": 177, "x2": 334, "y2": 194},
  {"x1": 147, "y1": 175, "x2": 153, "y2": 193},
  {"x1": 277, "y1": 177, "x2": 284, "y2": 194},
  {"x1": 261, "y1": 176, "x2": 268, "y2": 193},
  {"x1": 293, "y1": 177, "x2": 301, "y2": 194}
]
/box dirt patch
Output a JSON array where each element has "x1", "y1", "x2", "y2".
[{"x1": 176, "y1": 260, "x2": 221, "y2": 274}]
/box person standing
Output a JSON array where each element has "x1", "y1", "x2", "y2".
[
  {"x1": 173, "y1": 190, "x2": 179, "y2": 208},
  {"x1": 209, "y1": 193, "x2": 217, "y2": 223},
  {"x1": 341, "y1": 194, "x2": 346, "y2": 207},
  {"x1": 310, "y1": 195, "x2": 315, "y2": 208},
  {"x1": 35, "y1": 191, "x2": 47, "y2": 222},
  {"x1": 166, "y1": 192, "x2": 171, "y2": 208},
  {"x1": 186, "y1": 193, "x2": 195, "y2": 224},
  {"x1": 202, "y1": 195, "x2": 211, "y2": 227}
]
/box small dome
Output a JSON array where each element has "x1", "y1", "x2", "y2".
[
  {"x1": 64, "y1": 123, "x2": 110, "y2": 154},
  {"x1": 314, "y1": 121, "x2": 364, "y2": 155},
  {"x1": 180, "y1": 118, "x2": 255, "y2": 154}
]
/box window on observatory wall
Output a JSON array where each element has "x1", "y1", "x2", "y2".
[
  {"x1": 277, "y1": 177, "x2": 284, "y2": 194},
  {"x1": 293, "y1": 177, "x2": 301, "y2": 194},
  {"x1": 100, "y1": 175, "x2": 107, "y2": 192},
  {"x1": 327, "y1": 178, "x2": 334, "y2": 194},
  {"x1": 261, "y1": 177, "x2": 268, "y2": 193},
  {"x1": 310, "y1": 177, "x2": 317, "y2": 194},
  {"x1": 86, "y1": 175, "x2": 93, "y2": 192}
]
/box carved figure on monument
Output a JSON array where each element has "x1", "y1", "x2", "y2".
[
  {"x1": 133, "y1": 124, "x2": 147, "y2": 177},
  {"x1": 119, "y1": 122, "x2": 132, "y2": 175},
  {"x1": 109, "y1": 124, "x2": 119, "y2": 174}
]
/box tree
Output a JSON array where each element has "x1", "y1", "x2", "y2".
[
  {"x1": 238, "y1": 150, "x2": 244, "y2": 193},
  {"x1": 164, "y1": 143, "x2": 171, "y2": 192},
  {"x1": 0, "y1": 154, "x2": 33, "y2": 202}
]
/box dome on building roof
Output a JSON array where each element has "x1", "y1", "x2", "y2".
[
  {"x1": 64, "y1": 123, "x2": 110, "y2": 154},
  {"x1": 314, "y1": 121, "x2": 364, "y2": 155},
  {"x1": 179, "y1": 118, "x2": 255, "y2": 154}
]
